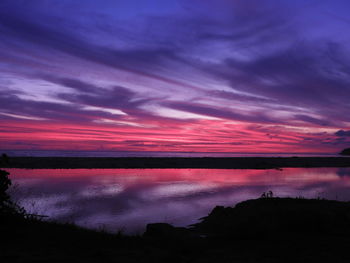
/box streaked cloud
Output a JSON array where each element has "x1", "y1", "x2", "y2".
[{"x1": 0, "y1": 0, "x2": 349, "y2": 153}]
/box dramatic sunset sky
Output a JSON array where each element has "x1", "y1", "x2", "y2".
[{"x1": 1, "y1": 0, "x2": 350, "y2": 153}]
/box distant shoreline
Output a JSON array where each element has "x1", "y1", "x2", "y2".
[
  {"x1": 2, "y1": 156, "x2": 350, "y2": 169},
  {"x1": 1, "y1": 150, "x2": 341, "y2": 158}
]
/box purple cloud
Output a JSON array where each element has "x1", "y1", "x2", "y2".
[
  {"x1": 335, "y1": 130, "x2": 350, "y2": 137},
  {"x1": 1, "y1": 0, "x2": 350, "y2": 152}
]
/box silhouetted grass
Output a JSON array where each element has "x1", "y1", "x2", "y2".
[{"x1": 3, "y1": 197, "x2": 350, "y2": 262}]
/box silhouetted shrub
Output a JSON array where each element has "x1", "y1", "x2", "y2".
[
  {"x1": 0, "y1": 169, "x2": 26, "y2": 218},
  {"x1": 0, "y1": 169, "x2": 11, "y2": 203},
  {"x1": 340, "y1": 148, "x2": 350, "y2": 155}
]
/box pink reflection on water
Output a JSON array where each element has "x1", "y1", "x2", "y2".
[
  {"x1": 8, "y1": 167, "x2": 346, "y2": 184},
  {"x1": 6, "y1": 168, "x2": 350, "y2": 233}
]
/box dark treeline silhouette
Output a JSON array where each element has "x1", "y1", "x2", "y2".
[{"x1": 3, "y1": 156, "x2": 350, "y2": 169}]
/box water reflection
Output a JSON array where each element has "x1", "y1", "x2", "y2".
[{"x1": 7, "y1": 168, "x2": 350, "y2": 233}]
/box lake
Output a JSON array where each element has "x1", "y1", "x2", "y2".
[{"x1": 7, "y1": 168, "x2": 350, "y2": 234}]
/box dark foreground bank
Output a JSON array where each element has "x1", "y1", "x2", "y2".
[
  {"x1": 2, "y1": 156, "x2": 350, "y2": 169},
  {"x1": 3, "y1": 197, "x2": 350, "y2": 262}
]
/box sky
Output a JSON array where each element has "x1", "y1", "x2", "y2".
[{"x1": 1, "y1": 0, "x2": 350, "y2": 153}]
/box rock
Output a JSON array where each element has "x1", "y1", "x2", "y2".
[
  {"x1": 192, "y1": 198, "x2": 350, "y2": 237},
  {"x1": 144, "y1": 223, "x2": 191, "y2": 238}
]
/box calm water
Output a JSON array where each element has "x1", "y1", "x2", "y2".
[{"x1": 7, "y1": 168, "x2": 350, "y2": 234}]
